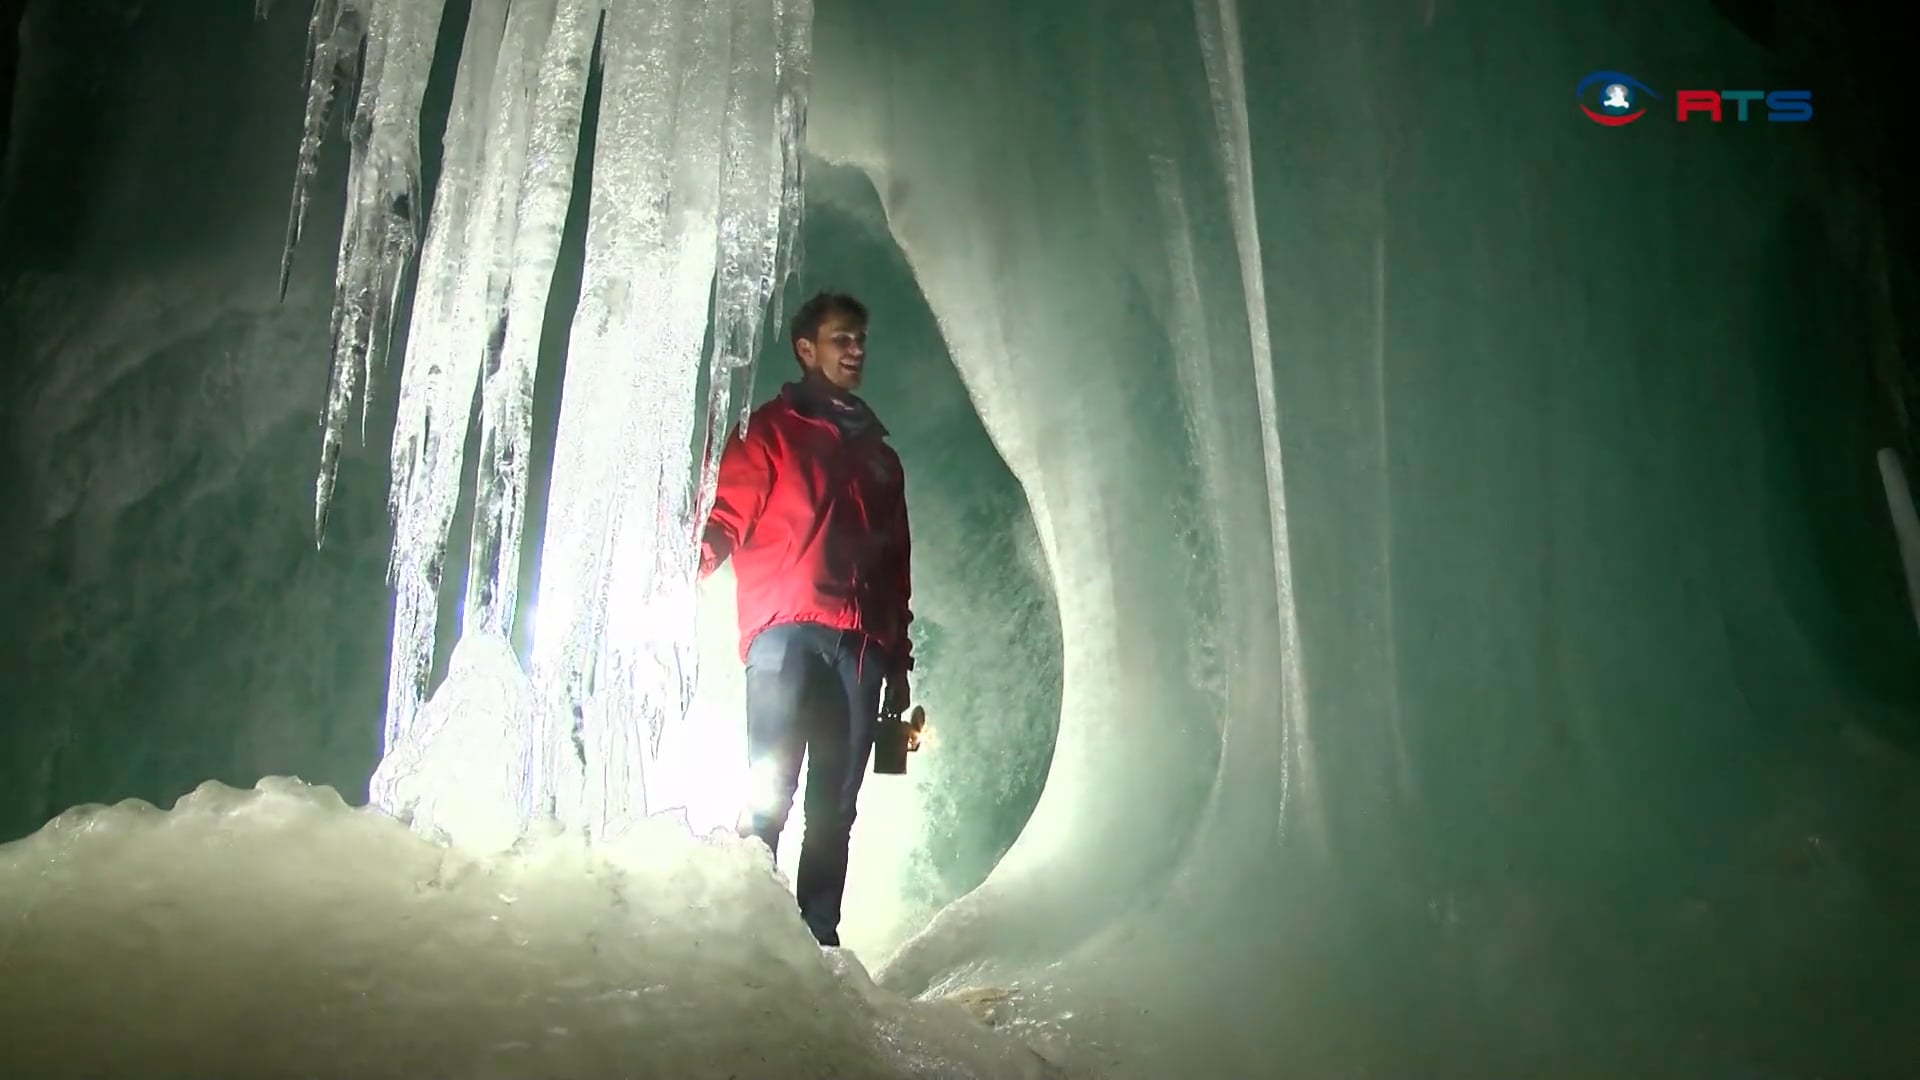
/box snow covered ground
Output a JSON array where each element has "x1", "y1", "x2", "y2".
[{"x1": 0, "y1": 779, "x2": 1087, "y2": 1080}]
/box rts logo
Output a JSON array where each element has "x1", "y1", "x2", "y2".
[
  {"x1": 1577, "y1": 70, "x2": 1813, "y2": 125},
  {"x1": 1675, "y1": 89, "x2": 1813, "y2": 123},
  {"x1": 1578, "y1": 71, "x2": 1658, "y2": 126}
]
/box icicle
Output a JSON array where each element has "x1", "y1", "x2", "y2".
[
  {"x1": 562, "y1": 0, "x2": 811, "y2": 835},
  {"x1": 466, "y1": 0, "x2": 602, "y2": 640},
  {"x1": 765, "y1": 0, "x2": 813, "y2": 405},
  {"x1": 524, "y1": 0, "x2": 694, "y2": 832},
  {"x1": 312, "y1": 0, "x2": 449, "y2": 546},
  {"x1": 655, "y1": 0, "x2": 811, "y2": 793},
  {"x1": 690, "y1": 0, "x2": 776, "y2": 562},
  {"x1": 693, "y1": 0, "x2": 813, "y2": 538},
  {"x1": 379, "y1": 0, "x2": 511, "y2": 755},
  {"x1": 535, "y1": 0, "x2": 734, "y2": 835},
  {"x1": 279, "y1": 0, "x2": 366, "y2": 300}
]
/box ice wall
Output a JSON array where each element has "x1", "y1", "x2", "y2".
[{"x1": 0, "y1": 1, "x2": 391, "y2": 831}]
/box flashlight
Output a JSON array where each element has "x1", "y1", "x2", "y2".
[{"x1": 874, "y1": 705, "x2": 927, "y2": 775}]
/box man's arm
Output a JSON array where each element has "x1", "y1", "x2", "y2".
[
  {"x1": 701, "y1": 426, "x2": 773, "y2": 578},
  {"x1": 885, "y1": 481, "x2": 915, "y2": 711}
]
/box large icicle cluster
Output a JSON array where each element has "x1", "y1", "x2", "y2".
[{"x1": 282, "y1": 0, "x2": 813, "y2": 849}]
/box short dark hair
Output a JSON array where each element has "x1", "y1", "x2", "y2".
[{"x1": 790, "y1": 290, "x2": 868, "y2": 359}]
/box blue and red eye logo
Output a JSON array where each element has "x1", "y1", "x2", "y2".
[{"x1": 1577, "y1": 70, "x2": 1659, "y2": 126}]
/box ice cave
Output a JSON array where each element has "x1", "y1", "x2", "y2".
[{"x1": 2, "y1": 0, "x2": 1918, "y2": 1076}]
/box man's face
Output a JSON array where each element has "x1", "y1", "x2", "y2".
[{"x1": 798, "y1": 312, "x2": 868, "y2": 392}]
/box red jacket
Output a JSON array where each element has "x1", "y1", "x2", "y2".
[{"x1": 700, "y1": 382, "x2": 914, "y2": 674}]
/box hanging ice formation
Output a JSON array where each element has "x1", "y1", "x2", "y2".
[{"x1": 278, "y1": 0, "x2": 814, "y2": 849}]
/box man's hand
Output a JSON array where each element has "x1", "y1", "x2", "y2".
[{"x1": 884, "y1": 672, "x2": 911, "y2": 717}]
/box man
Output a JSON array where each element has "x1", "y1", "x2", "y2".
[{"x1": 699, "y1": 290, "x2": 914, "y2": 948}]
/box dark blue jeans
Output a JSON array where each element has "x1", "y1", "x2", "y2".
[{"x1": 740, "y1": 621, "x2": 887, "y2": 947}]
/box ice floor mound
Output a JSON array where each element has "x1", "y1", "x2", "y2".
[{"x1": 0, "y1": 778, "x2": 1070, "y2": 1080}]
